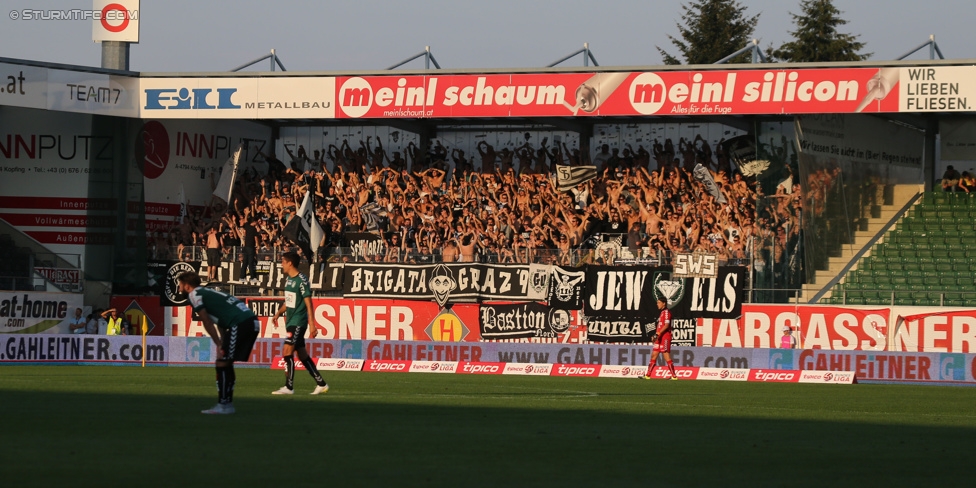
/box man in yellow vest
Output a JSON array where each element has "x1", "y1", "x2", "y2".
[{"x1": 100, "y1": 308, "x2": 126, "y2": 335}]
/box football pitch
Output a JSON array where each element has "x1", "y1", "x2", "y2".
[{"x1": 3, "y1": 366, "x2": 974, "y2": 487}]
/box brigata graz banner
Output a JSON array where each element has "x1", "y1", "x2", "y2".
[
  {"x1": 583, "y1": 266, "x2": 746, "y2": 343},
  {"x1": 341, "y1": 263, "x2": 550, "y2": 306}
]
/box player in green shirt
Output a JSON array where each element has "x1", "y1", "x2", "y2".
[
  {"x1": 271, "y1": 252, "x2": 329, "y2": 395},
  {"x1": 178, "y1": 271, "x2": 259, "y2": 414}
]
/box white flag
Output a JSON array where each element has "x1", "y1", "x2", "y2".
[
  {"x1": 213, "y1": 145, "x2": 242, "y2": 203},
  {"x1": 178, "y1": 184, "x2": 187, "y2": 224},
  {"x1": 297, "y1": 191, "x2": 325, "y2": 253}
]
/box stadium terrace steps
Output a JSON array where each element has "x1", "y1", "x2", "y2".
[
  {"x1": 801, "y1": 185, "x2": 921, "y2": 303},
  {"x1": 823, "y1": 190, "x2": 976, "y2": 306}
]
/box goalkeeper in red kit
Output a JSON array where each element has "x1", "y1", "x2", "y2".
[{"x1": 642, "y1": 297, "x2": 678, "y2": 380}]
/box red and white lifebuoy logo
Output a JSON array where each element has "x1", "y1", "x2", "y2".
[
  {"x1": 629, "y1": 73, "x2": 667, "y2": 115},
  {"x1": 140, "y1": 120, "x2": 169, "y2": 179},
  {"x1": 338, "y1": 77, "x2": 372, "y2": 118},
  {"x1": 92, "y1": 0, "x2": 140, "y2": 43}
]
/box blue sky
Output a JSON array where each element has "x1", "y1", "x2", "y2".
[{"x1": 0, "y1": 0, "x2": 970, "y2": 72}]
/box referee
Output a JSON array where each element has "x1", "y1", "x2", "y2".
[{"x1": 178, "y1": 272, "x2": 260, "y2": 414}]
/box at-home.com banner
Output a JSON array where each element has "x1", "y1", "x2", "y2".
[{"x1": 0, "y1": 291, "x2": 84, "y2": 334}]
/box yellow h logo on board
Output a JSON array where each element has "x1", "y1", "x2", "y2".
[{"x1": 426, "y1": 310, "x2": 468, "y2": 342}]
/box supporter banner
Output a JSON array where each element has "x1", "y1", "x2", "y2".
[
  {"x1": 699, "y1": 305, "x2": 888, "y2": 350},
  {"x1": 669, "y1": 266, "x2": 747, "y2": 320},
  {"x1": 346, "y1": 232, "x2": 385, "y2": 259},
  {"x1": 555, "y1": 165, "x2": 597, "y2": 192},
  {"x1": 584, "y1": 265, "x2": 656, "y2": 319},
  {"x1": 548, "y1": 266, "x2": 585, "y2": 310},
  {"x1": 0, "y1": 291, "x2": 84, "y2": 334},
  {"x1": 585, "y1": 265, "x2": 745, "y2": 322},
  {"x1": 342, "y1": 263, "x2": 550, "y2": 305},
  {"x1": 150, "y1": 260, "x2": 201, "y2": 306},
  {"x1": 479, "y1": 302, "x2": 573, "y2": 340},
  {"x1": 584, "y1": 316, "x2": 654, "y2": 344},
  {"x1": 335, "y1": 68, "x2": 900, "y2": 120},
  {"x1": 890, "y1": 308, "x2": 976, "y2": 353}
]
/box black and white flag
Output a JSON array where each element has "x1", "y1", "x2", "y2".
[{"x1": 556, "y1": 165, "x2": 597, "y2": 192}]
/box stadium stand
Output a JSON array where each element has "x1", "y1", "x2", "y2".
[{"x1": 827, "y1": 191, "x2": 976, "y2": 306}]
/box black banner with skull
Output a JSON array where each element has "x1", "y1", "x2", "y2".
[{"x1": 341, "y1": 263, "x2": 550, "y2": 306}]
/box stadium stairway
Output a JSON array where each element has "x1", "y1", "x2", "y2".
[
  {"x1": 819, "y1": 190, "x2": 976, "y2": 306},
  {"x1": 801, "y1": 184, "x2": 921, "y2": 303}
]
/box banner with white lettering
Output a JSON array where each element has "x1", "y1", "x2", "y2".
[
  {"x1": 342, "y1": 263, "x2": 550, "y2": 305},
  {"x1": 150, "y1": 260, "x2": 201, "y2": 306},
  {"x1": 480, "y1": 302, "x2": 573, "y2": 340},
  {"x1": 584, "y1": 265, "x2": 657, "y2": 319},
  {"x1": 346, "y1": 232, "x2": 385, "y2": 259},
  {"x1": 669, "y1": 266, "x2": 747, "y2": 320},
  {"x1": 548, "y1": 266, "x2": 585, "y2": 310}
]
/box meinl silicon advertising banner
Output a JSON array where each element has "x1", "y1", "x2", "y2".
[{"x1": 341, "y1": 263, "x2": 550, "y2": 305}]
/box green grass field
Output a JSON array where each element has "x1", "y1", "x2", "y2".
[{"x1": 2, "y1": 366, "x2": 974, "y2": 487}]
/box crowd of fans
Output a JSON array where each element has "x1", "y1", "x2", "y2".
[{"x1": 152, "y1": 133, "x2": 802, "y2": 283}]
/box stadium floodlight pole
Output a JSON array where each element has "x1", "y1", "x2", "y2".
[
  {"x1": 386, "y1": 46, "x2": 442, "y2": 70},
  {"x1": 547, "y1": 43, "x2": 600, "y2": 68},
  {"x1": 714, "y1": 39, "x2": 767, "y2": 64},
  {"x1": 230, "y1": 50, "x2": 288, "y2": 72},
  {"x1": 896, "y1": 35, "x2": 945, "y2": 60}
]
